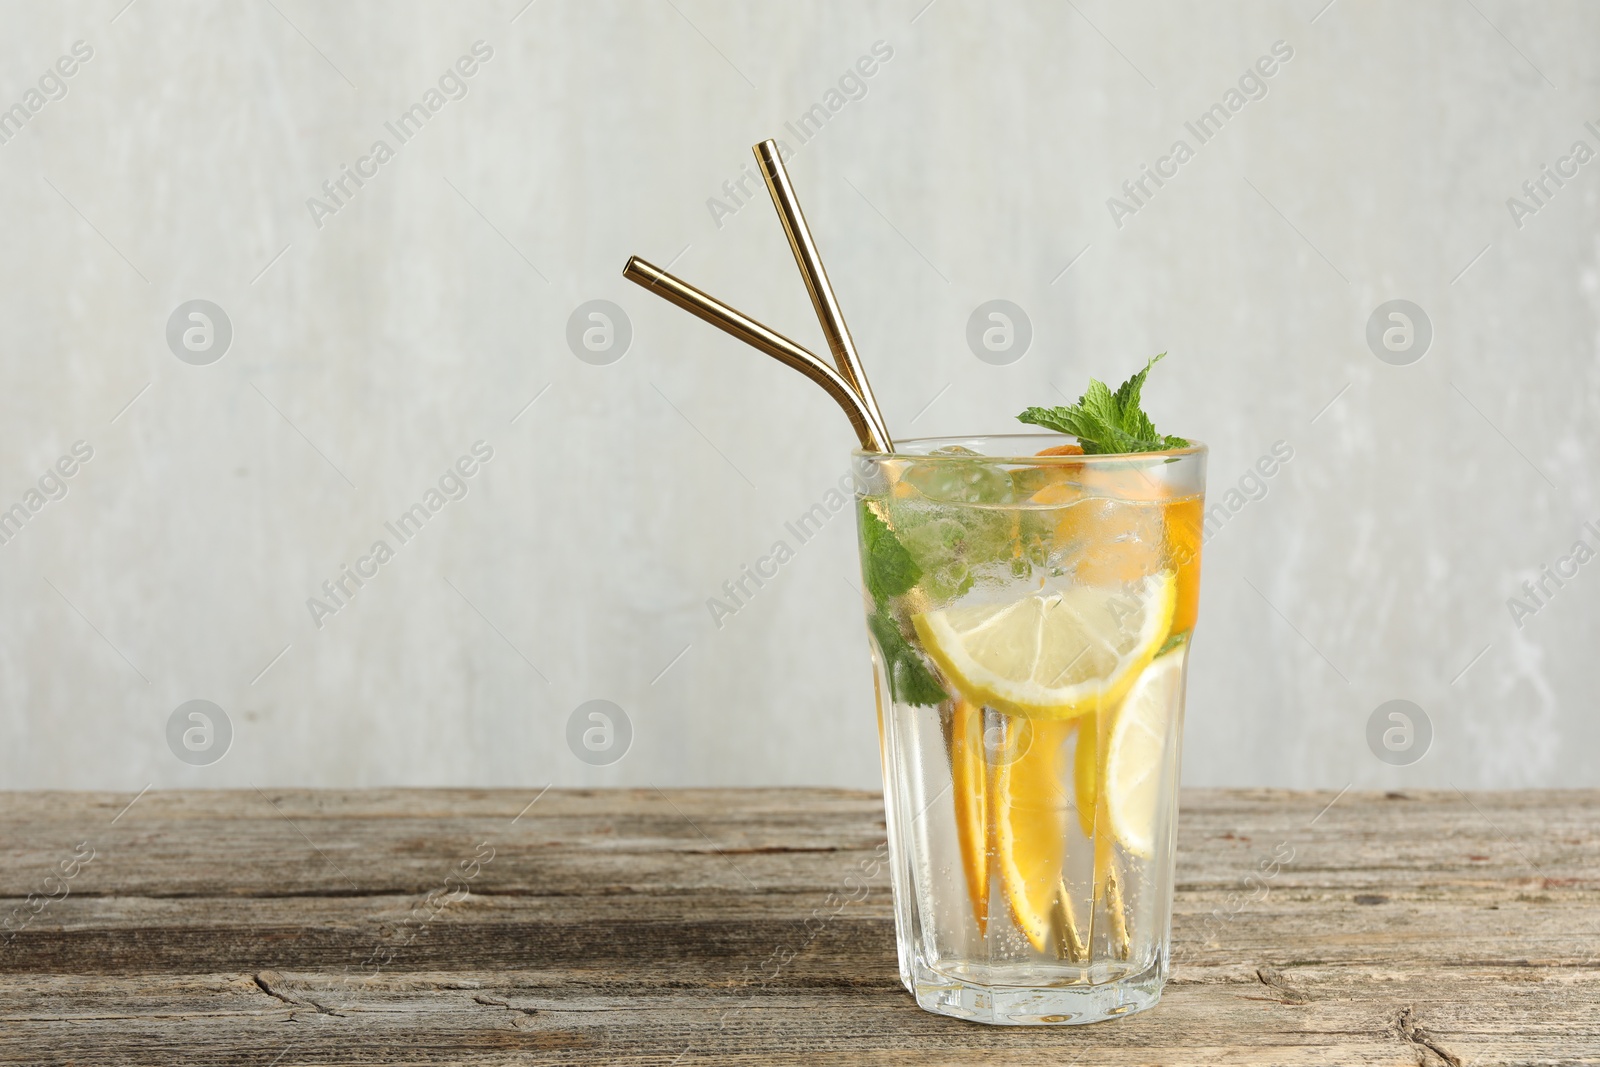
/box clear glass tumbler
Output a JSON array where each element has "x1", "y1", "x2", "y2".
[{"x1": 853, "y1": 435, "x2": 1205, "y2": 1025}]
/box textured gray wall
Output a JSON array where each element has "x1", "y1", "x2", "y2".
[{"x1": 1, "y1": 0, "x2": 1596, "y2": 792}]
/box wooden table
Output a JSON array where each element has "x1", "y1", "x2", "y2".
[{"x1": 1, "y1": 788, "x2": 1595, "y2": 1065}]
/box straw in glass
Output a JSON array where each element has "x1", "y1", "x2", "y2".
[{"x1": 753, "y1": 139, "x2": 891, "y2": 451}]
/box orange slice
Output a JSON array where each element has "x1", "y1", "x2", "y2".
[
  {"x1": 948, "y1": 698, "x2": 989, "y2": 934},
  {"x1": 1165, "y1": 496, "x2": 1204, "y2": 636},
  {"x1": 993, "y1": 716, "x2": 1074, "y2": 951},
  {"x1": 1073, "y1": 715, "x2": 1097, "y2": 840}
]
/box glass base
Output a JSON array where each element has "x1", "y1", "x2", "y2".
[{"x1": 908, "y1": 956, "x2": 1165, "y2": 1026}]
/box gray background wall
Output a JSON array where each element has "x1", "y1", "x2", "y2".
[{"x1": 1, "y1": 0, "x2": 1596, "y2": 793}]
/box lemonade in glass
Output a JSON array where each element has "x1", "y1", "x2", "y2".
[{"x1": 854, "y1": 432, "x2": 1204, "y2": 1025}]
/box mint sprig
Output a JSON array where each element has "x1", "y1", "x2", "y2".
[{"x1": 1018, "y1": 353, "x2": 1190, "y2": 455}]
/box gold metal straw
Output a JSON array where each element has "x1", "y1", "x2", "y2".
[
  {"x1": 622, "y1": 256, "x2": 886, "y2": 452},
  {"x1": 753, "y1": 139, "x2": 893, "y2": 452}
]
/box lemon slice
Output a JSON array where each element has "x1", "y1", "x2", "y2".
[
  {"x1": 912, "y1": 573, "x2": 1175, "y2": 720},
  {"x1": 1105, "y1": 648, "x2": 1186, "y2": 858}
]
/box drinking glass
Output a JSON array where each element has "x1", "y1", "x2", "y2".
[{"x1": 853, "y1": 435, "x2": 1205, "y2": 1025}]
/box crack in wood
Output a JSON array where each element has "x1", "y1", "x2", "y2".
[
  {"x1": 1397, "y1": 1007, "x2": 1462, "y2": 1067},
  {"x1": 472, "y1": 993, "x2": 540, "y2": 1024},
  {"x1": 1253, "y1": 966, "x2": 1311, "y2": 1004},
  {"x1": 661, "y1": 845, "x2": 866, "y2": 856},
  {"x1": 253, "y1": 971, "x2": 346, "y2": 1018},
  {"x1": 471, "y1": 993, "x2": 537, "y2": 1015}
]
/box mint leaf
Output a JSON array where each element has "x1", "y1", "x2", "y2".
[
  {"x1": 859, "y1": 502, "x2": 945, "y2": 705},
  {"x1": 1112, "y1": 355, "x2": 1155, "y2": 423},
  {"x1": 1079, "y1": 379, "x2": 1121, "y2": 435},
  {"x1": 859, "y1": 502, "x2": 920, "y2": 602},
  {"x1": 867, "y1": 608, "x2": 947, "y2": 706},
  {"x1": 1018, "y1": 353, "x2": 1190, "y2": 455},
  {"x1": 894, "y1": 652, "x2": 949, "y2": 706},
  {"x1": 1015, "y1": 404, "x2": 1101, "y2": 441}
]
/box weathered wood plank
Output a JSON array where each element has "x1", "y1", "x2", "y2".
[
  {"x1": 0, "y1": 788, "x2": 1596, "y2": 1065},
  {"x1": 1, "y1": 969, "x2": 1596, "y2": 1066}
]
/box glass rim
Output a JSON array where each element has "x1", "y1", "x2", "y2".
[{"x1": 854, "y1": 433, "x2": 1208, "y2": 464}]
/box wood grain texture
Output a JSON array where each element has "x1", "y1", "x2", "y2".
[{"x1": 0, "y1": 788, "x2": 1596, "y2": 1065}]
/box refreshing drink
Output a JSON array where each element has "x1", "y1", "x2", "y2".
[
  {"x1": 623, "y1": 163, "x2": 1204, "y2": 1024},
  {"x1": 854, "y1": 431, "x2": 1205, "y2": 1025}
]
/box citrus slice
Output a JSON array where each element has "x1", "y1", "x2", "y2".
[
  {"x1": 946, "y1": 699, "x2": 989, "y2": 934},
  {"x1": 1164, "y1": 497, "x2": 1204, "y2": 636},
  {"x1": 911, "y1": 573, "x2": 1175, "y2": 720},
  {"x1": 993, "y1": 716, "x2": 1074, "y2": 951},
  {"x1": 1073, "y1": 715, "x2": 1097, "y2": 839},
  {"x1": 1105, "y1": 648, "x2": 1186, "y2": 858}
]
